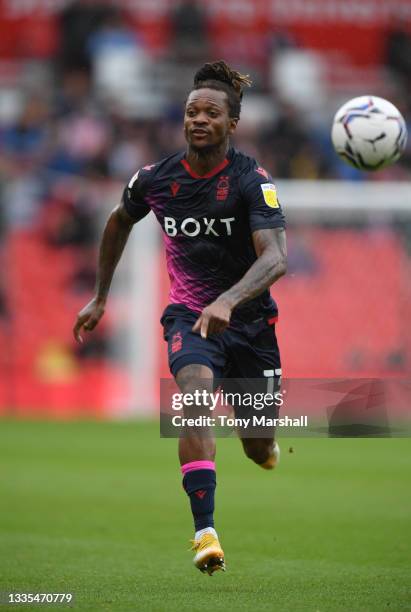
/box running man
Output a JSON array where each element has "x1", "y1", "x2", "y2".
[{"x1": 73, "y1": 60, "x2": 287, "y2": 575}]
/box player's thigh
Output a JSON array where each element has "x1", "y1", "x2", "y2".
[
  {"x1": 225, "y1": 319, "x2": 282, "y2": 437},
  {"x1": 225, "y1": 318, "x2": 281, "y2": 401},
  {"x1": 161, "y1": 304, "x2": 227, "y2": 381},
  {"x1": 228, "y1": 318, "x2": 281, "y2": 380}
]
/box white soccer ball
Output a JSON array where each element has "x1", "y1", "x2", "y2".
[{"x1": 331, "y1": 95, "x2": 407, "y2": 171}]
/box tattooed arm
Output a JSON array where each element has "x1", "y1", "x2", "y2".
[{"x1": 192, "y1": 228, "x2": 287, "y2": 338}]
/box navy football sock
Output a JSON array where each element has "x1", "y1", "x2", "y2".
[{"x1": 182, "y1": 466, "x2": 216, "y2": 532}]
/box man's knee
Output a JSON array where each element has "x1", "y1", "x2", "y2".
[
  {"x1": 175, "y1": 364, "x2": 215, "y2": 425},
  {"x1": 176, "y1": 364, "x2": 213, "y2": 395}
]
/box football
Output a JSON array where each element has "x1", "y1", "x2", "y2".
[{"x1": 331, "y1": 95, "x2": 407, "y2": 171}]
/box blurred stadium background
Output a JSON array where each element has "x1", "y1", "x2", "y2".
[{"x1": 0, "y1": 0, "x2": 411, "y2": 419}]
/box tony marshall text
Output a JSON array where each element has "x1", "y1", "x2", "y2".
[{"x1": 171, "y1": 415, "x2": 308, "y2": 428}]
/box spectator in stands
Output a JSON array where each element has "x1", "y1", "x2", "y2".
[
  {"x1": 54, "y1": 70, "x2": 93, "y2": 117},
  {"x1": 86, "y1": 10, "x2": 142, "y2": 60},
  {"x1": 57, "y1": 0, "x2": 114, "y2": 74},
  {"x1": 385, "y1": 17, "x2": 411, "y2": 90},
  {"x1": 170, "y1": 0, "x2": 209, "y2": 63},
  {"x1": 257, "y1": 102, "x2": 310, "y2": 177},
  {"x1": 2, "y1": 95, "x2": 50, "y2": 162}
]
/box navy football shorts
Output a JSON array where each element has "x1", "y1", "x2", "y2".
[{"x1": 161, "y1": 303, "x2": 281, "y2": 383}]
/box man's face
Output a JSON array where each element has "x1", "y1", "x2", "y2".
[{"x1": 184, "y1": 88, "x2": 238, "y2": 150}]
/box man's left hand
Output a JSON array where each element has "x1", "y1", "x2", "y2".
[{"x1": 192, "y1": 298, "x2": 233, "y2": 339}]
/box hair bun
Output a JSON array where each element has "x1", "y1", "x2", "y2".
[{"x1": 194, "y1": 60, "x2": 252, "y2": 99}]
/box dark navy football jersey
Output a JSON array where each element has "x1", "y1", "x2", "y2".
[{"x1": 123, "y1": 147, "x2": 285, "y2": 322}]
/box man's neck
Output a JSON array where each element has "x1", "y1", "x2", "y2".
[{"x1": 185, "y1": 142, "x2": 229, "y2": 177}]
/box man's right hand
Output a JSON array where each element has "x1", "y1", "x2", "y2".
[{"x1": 73, "y1": 297, "x2": 106, "y2": 343}]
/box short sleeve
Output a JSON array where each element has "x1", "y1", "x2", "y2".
[
  {"x1": 240, "y1": 166, "x2": 285, "y2": 232},
  {"x1": 122, "y1": 165, "x2": 154, "y2": 221}
]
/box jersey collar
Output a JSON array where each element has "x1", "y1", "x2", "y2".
[{"x1": 181, "y1": 148, "x2": 232, "y2": 179}]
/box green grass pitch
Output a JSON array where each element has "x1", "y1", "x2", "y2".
[{"x1": 1, "y1": 420, "x2": 410, "y2": 611}]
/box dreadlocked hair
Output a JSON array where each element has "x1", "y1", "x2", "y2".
[{"x1": 192, "y1": 60, "x2": 252, "y2": 119}]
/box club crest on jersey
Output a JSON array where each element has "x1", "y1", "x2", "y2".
[
  {"x1": 216, "y1": 175, "x2": 230, "y2": 201},
  {"x1": 261, "y1": 183, "x2": 279, "y2": 208},
  {"x1": 171, "y1": 331, "x2": 182, "y2": 353}
]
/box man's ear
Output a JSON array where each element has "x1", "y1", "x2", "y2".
[{"x1": 228, "y1": 118, "x2": 239, "y2": 135}]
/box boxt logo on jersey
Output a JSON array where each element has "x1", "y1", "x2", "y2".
[{"x1": 164, "y1": 216, "x2": 236, "y2": 237}]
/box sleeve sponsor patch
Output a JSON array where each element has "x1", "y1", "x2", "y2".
[{"x1": 261, "y1": 183, "x2": 278, "y2": 208}]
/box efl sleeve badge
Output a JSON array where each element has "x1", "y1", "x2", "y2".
[{"x1": 260, "y1": 183, "x2": 279, "y2": 208}]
